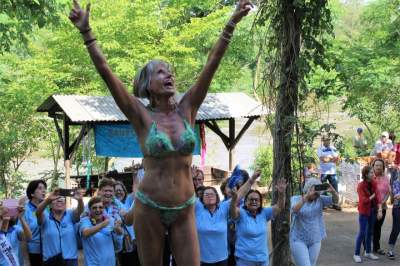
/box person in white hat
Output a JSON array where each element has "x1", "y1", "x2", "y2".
[{"x1": 372, "y1": 132, "x2": 393, "y2": 158}]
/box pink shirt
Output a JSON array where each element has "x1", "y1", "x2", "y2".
[{"x1": 374, "y1": 174, "x2": 390, "y2": 209}]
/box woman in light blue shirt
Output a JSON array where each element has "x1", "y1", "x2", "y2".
[
  {"x1": 36, "y1": 189, "x2": 84, "y2": 266},
  {"x1": 195, "y1": 186, "x2": 231, "y2": 265},
  {"x1": 230, "y1": 177, "x2": 287, "y2": 266},
  {"x1": 80, "y1": 196, "x2": 123, "y2": 266},
  {"x1": 0, "y1": 201, "x2": 32, "y2": 266},
  {"x1": 290, "y1": 178, "x2": 338, "y2": 266}
]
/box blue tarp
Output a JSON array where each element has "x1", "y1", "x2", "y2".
[{"x1": 95, "y1": 124, "x2": 201, "y2": 157}]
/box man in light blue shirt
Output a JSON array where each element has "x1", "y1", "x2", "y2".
[{"x1": 317, "y1": 135, "x2": 341, "y2": 210}]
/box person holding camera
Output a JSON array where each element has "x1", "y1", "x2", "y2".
[
  {"x1": 290, "y1": 178, "x2": 338, "y2": 266},
  {"x1": 36, "y1": 189, "x2": 84, "y2": 266},
  {"x1": 0, "y1": 199, "x2": 32, "y2": 266}
]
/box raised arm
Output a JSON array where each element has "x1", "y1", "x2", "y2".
[
  {"x1": 229, "y1": 170, "x2": 260, "y2": 219},
  {"x1": 181, "y1": 0, "x2": 253, "y2": 120},
  {"x1": 69, "y1": 0, "x2": 147, "y2": 132},
  {"x1": 17, "y1": 206, "x2": 32, "y2": 241},
  {"x1": 36, "y1": 190, "x2": 60, "y2": 225},
  {"x1": 72, "y1": 189, "x2": 85, "y2": 222},
  {"x1": 271, "y1": 179, "x2": 287, "y2": 217}
]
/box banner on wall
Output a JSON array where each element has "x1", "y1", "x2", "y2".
[{"x1": 95, "y1": 124, "x2": 201, "y2": 157}]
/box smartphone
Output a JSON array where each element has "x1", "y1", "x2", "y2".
[
  {"x1": 2, "y1": 199, "x2": 19, "y2": 218},
  {"x1": 58, "y1": 188, "x2": 75, "y2": 197},
  {"x1": 314, "y1": 183, "x2": 330, "y2": 192}
]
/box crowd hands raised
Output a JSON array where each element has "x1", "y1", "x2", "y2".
[{"x1": 0, "y1": 163, "x2": 346, "y2": 266}]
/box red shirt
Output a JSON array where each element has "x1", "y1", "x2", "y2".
[
  {"x1": 393, "y1": 143, "x2": 400, "y2": 166},
  {"x1": 357, "y1": 180, "x2": 378, "y2": 216}
]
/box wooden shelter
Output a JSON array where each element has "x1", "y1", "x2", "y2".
[{"x1": 37, "y1": 92, "x2": 267, "y2": 189}]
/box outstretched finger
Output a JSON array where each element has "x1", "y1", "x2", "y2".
[{"x1": 86, "y1": 2, "x2": 91, "y2": 13}]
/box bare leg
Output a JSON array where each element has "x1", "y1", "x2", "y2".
[
  {"x1": 134, "y1": 200, "x2": 166, "y2": 266},
  {"x1": 169, "y1": 205, "x2": 200, "y2": 266}
]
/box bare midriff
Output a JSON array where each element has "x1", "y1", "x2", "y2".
[{"x1": 138, "y1": 155, "x2": 194, "y2": 206}]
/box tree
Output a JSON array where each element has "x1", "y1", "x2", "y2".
[
  {"x1": 336, "y1": 0, "x2": 400, "y2": 136},
  {"x1": 255, "y1": 0, "x2": 333, "y2": 264},
  {"x1": 0, "y1": 0, "x2": 63, "y2": 53}
]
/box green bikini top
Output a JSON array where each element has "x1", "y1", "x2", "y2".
[{"x1": 144, "y1": 116, "x2": 196, "y2": 158}]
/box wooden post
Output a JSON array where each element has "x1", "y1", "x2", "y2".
[
  {"x1": 63, "y1": 116, "x2": 71, "y2": 208},
  {"x1": 228, "y1": 118, "x2": 235, "y2": 171}
]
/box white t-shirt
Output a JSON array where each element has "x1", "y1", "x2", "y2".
[{"x1": 317, "y1": 145, "x2": 339, "y2": 175}]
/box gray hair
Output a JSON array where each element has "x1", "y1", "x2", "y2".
[
  {"x1": 303, "y1": 178, "x2": 321, "y2": 194},
  {"x1": 133, "y1": 60, "x2": 171, "y2": 99}
]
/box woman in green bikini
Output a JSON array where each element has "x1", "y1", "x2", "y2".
[{"x1": 69, "y1": 0, "x2": 252, "y2": 264}]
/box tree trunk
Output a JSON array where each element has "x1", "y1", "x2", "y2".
[{"x1": 271, "y1": 1, "x2": 301, "y2": 265}]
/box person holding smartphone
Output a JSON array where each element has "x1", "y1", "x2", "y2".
[
  {"x1": 290, "y1": 178, "x2": 338, "y2": 266},
  {"x1": 36, "y1": 189, "x2": 84, "y2": 266},
  {"x1": 0, "y1": 199, "x2": 32, "y2": 266}
]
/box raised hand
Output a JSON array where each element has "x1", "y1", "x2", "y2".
[
  {"x1": 69, "y1": 0, "x2": 91, "y2": 32},
  {"x1": 46, "y1": 189, "x2": 61, "y2": 202},
  {"x1": 232, "y1": 0, "x2": 253, "y2": 23},
  {"x1": 17, "y1": 206, "x2": 25, "y2": 219},
  {"x1": 250, "y1": 169, "x2": 261, "y2": 183}
]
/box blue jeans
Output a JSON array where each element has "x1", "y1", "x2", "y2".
[
  {"x1": 290, "y1": 239, "x2": 321, "y2": 266},
  {"x1": 236, "y1": 257, "x2": 267, "y2": 266},
  {"x1": 355, "y1": 210, "x2": 376, "y2": 255}
]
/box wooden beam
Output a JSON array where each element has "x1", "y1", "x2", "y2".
[
  {"x1": 204, "y1": 120, "x2": 230, "y2": 149},
  {"x1": 53, "y1": 118, "x2": 65, "y2": 154},
  {"x1": 230, "y1": 117, "x2": 256, "y2": 150},
  {"x1": 63, "y1": 115, "x2": 70, "y2": 160},
  {"x1": 69, "y1": 125, "x2": 89, "y2": 162},
  {"x1": 228, "y1": 118, "x2": 235, "y2": 171}
]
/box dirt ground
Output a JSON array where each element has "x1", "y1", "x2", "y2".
[{"x1": 319, "y1": 207, "x2": 398, "y2": 266}]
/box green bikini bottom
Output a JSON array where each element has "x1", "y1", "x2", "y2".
[{"x1": 135, "y1": 190, "x2": 196, "y2": 226}]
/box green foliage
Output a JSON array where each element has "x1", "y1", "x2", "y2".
[
  {"x1": 335, "y1": 0, "x2": 400, "y2": 137},
  {"x1": 252, "y1": 146, "x2": 273, "y2": 186},
  {"x1": 0, "y1": 0, "x2": 64, "y2": 53}
]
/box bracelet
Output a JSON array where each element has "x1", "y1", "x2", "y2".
[
  {"x1": 220, "y1": 35, "x2": 231, "y2": 43},
  {"x1": 80, "y1": 28, "x2": 92, "y2": 34},
  {"x1": 86, "y1": 41, "x2": 97, "y2": 48},
  {"x1": 222, "y1": 30, "x2": 233, "y2": 38},
  {"x1": 84, "y1": 38, "x2": 97, "y2": 46}
]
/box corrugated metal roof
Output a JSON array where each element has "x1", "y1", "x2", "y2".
[{"x1": 37, "y1": 93, "x2": 268, "y2": 123}]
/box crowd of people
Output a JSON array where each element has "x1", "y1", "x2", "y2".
[
  {"x1": 351, "y1": 129, "x2": 400, "y2": 263},
  {"x1": 0, "y1": 163, "x2": 345, "y2": 266}
]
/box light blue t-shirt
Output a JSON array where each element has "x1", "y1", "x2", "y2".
[
  {"x1": 0, "y1": 226, "x2": 23, "y2": 266},
  {"x1": 80, "y1": 216, "x2": 123, "y2": 266},
  {"x1": 235, "y1": 207, "x2": 273, "y2": 263},
  {"x1": 195, "y1": 199, "x2": 231, "y2": 263},
  {"x1": 290, "y1": 195, "x2": 332, "y2": 245},
  {"x1": 24, "y1": 201, "x2": 47, "y2": 254},
  {"x1": 41, "y1": 210, "x2": 79, "y2": 261}
]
